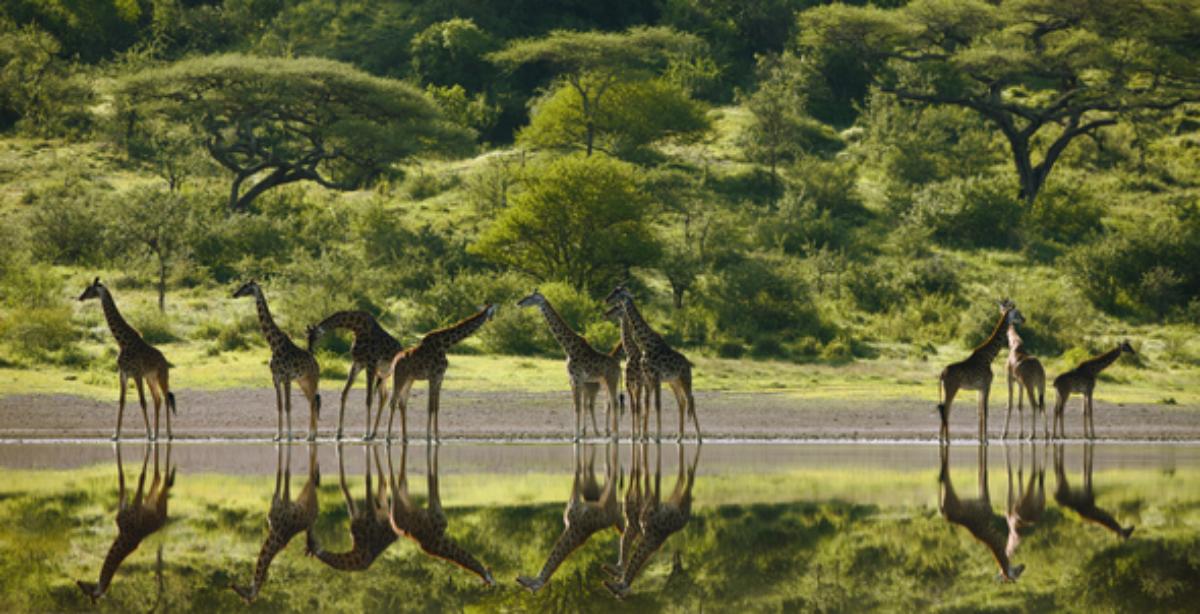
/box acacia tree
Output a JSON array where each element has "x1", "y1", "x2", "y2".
[
  {"x1": 489, "y1": 26, "x2": 704, "y2": 156},
  {"x1": 470, "y1": 154, "x2": 660, "y2": 293},
  {"x1": 110, "y1": 187, "x2": 201, "y2": 312},
  {"x1": 115, "y1": 54, "x2": 473, "y2": 211},
  {"x1": 798, "y1": 0, "x2": 1200, "y2": 205}
]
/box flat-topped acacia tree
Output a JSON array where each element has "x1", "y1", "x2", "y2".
[
  {"x1": 798, "y1": 0, "x2": 1200, "y2": 205},
  {"x1": 114, "y1": 54, "x2": 474, "y2": 212},
  {"x1": 489, "y1": 26, "x2": 703, "y2": 156}
]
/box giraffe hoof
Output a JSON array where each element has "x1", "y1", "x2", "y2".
[{"x1": 110, "y1": 434, "x2": 119, "y2": 442}]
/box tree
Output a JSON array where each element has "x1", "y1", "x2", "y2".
[
  {"x1": 114, "y1": 54, "x2": 474, "y2": 211},
  {"x1": 489, "y1": 26, "x2": 705, "y2": 155},
  {"x1": 411, "y1": 18, "x2": 497, "y2": 92},
  {"x1": 0, "y1": 20, "x2": 92, "y2": 136},
  {"x1": 110, "y1": 186, "x2": 203, "y2": 312},
  {"x1": 470, "y1": 154, "x2": 660, "y2": 293},
  {"x1": 518, "y1": 77, "x2": 710, "y2": 159},
  {"x1": 798, "y1": 0, "x2": 1200, "y2": 205}
]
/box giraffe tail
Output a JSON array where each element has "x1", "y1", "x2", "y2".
[{"x1": 167, "y1": 392, "x2": 177, "y2": 417}]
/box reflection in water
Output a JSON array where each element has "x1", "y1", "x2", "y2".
[
  {"x1": 307, "y1": 444, "x2": 396, "y2": 570},
  {"x1": 1005, "y1": 442, "x2": 1047, "y2": 560},
  {"x1": 1054, "y1": 443, "x2": 1135, "y2": 540},
  {"x1": 517, "y1": 443, "x2": 624, "y2": 592},
  {"x1": 387, "y1": 443, "x2": 495, "y2": 585},
  {"x1": 230, "y1": 444, "x2": 319, "y2": 603},
  {"x1": 605, "y1": 442, "x2": 701, "y2": 598},
  {"x1": 76, "y1": 442, "x2": 175, "y2": 603},
  {"x1": 938, "y1": 443, "x2": 1024, "y2": 582}
]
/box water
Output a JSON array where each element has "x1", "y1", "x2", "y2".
[{"x1": 0, "y1": 441, "x2": 1196, "y2": 612}]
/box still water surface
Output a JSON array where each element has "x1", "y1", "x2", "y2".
[{"x1": 0, "y1": 441, "x2": 1196, "y2": 612}]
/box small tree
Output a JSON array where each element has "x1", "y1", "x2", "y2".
[
  {"x1": 411, "y1": 18, "x2": 497, "y2": 92},
  {"x1": 518, "y1": 77, "x2": 710, "y2": 159},
  {"x1": 470, "y1": 154, "x2": 660, "y2": 293},
  {"x1": 797, "y1": 0, "x2": 1200, "y2": 205},
  {"x1": 489, "y1": 26, "x2": 704, "y2": 156},
  {"x1": 115, "y1": 54, "x2": 474, "y2": 211},
  {"x1": 110, "y1": 186, "x2": 202, "y2": 312}
]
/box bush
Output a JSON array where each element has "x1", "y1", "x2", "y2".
[
  {"x1": 24, "y1": 174, "x2": 110, "y2": 265},
  {"x1": 909, "y1": 174, "x2": 1023, "y2": 248},
  {"x1": 0, "y1": 306, "x2": 80, "y2": 363},
  {"x1": 127, "y1": 308, "x2": 180, "y2": 344},
  {"x1": 701, "y1": 252, "x2": 833, "y2": 346},
  {"x1": 717, "y1": 340, "x2": 746, "y2": 359},
  {"x1": 1024, "y1": 172, "x2": 1105, "y2": 245}
]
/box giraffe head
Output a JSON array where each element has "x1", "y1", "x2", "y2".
[
  {"x1": 604, "y1": 285, "x2": 633, "y2": 307},
  {"x1": 78, "y1": 277, "x2": 104, "y2": 301},
  {"x1": 998, "y1": 299, "x2": 1022, "y2": 325},
  {"x1": 516, "y1": 289, "x2": 546, "y2": 309},
  {"x1": 1119, "y1": 339, "x2": 1136, "y2": 355},
  {"x1": 232, "y1": 280, "x2": 261, "y2": 299},
  {"x1": 305, "y1": 324, "x2": 322, "y2": 354}
]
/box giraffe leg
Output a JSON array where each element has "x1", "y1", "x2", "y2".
[
  {"x1": 147, "y1": 376, "x2": 163, "y2": 442},
  {"x1": 374, "y1": 374, "x2": 390, "y2": 436},
  {"x1": 427, "y1": 376, "x2": 442, "y2": 442},
  {"x1": 362, "y1": 365, "x2": 375, "y2": 441},
  {"x1": 299, "y1": 374, "x2": 319, "y2": 442},
  {"x1": 1004, "y1": 372, "x2": 1014, "y2": 439},
  {"x1": 273, "y1": 379, "x2": 283, "y2": 442},
  {"x1": 1053, "y1": 390, "x2": 1067, "y2": 440},
  {"x1": 686, "y1": 382, "x2": 700, "y2": 442},
  {"x1": 978, "y1": 385, "x2": 991, "y2": 445},
  {"x1": 1017, "y1": 380, "x2": 1025, "y2": 440},
  {"x1": 571, "y1": 382, "x2": 582, "y2": 443},
  {"x1": 337, "y1": 362, "x2": 361, "y2": 440},
  {"x1": 1085, "y1": 392, "x2": 1094, "y2": 440},
  {"x1": 670, "y1": 380, "x2": 686, "y2": 443},
  {"x1": 939, "y1": 379, "x2": 959, "y2": 443},
  {"x1": 158, "y1": 370, "x2": 173, "y2": 441},
  {"x1": 114, "y1": 373, "x2": 128, "y2": 441},
  {"x1": 284, "y1": 379, "x2": 294, "y2": 441},
  {"x1": 606, "y1": 376, "x2": 620, "y2": 440},
  {"x1": 135, "y1": 376, "x2": 151, "y2": 440},
  {"x1": 588, "y1": 388, "x2": 601, "y2": 438},
  {"x1": 1039, "y1": 382, "x2": 1049, "y2": 440},
  {"x1": 653, "y1": 377, "x2": 663, "y2": 443}
]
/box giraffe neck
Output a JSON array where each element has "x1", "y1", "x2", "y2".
[
  {"x1": 313, "y1": 518, "x2": 395, "y2": 570},
  {"x1": 621, "y1": 524, "x2": 667, "y2": 585},
  {"x1": 423, "y1": 306, "x2": 491, "y2": 352},
  {"x1": 1006, "y1": 325, "x2": 1024, "y2": 353},
  {"x1": 248, "y1": 530, "x2": 290, "y2": 596},
  {"x1": 1078, "y1": 346, "x2": 1122, "y2": 377},
  {"x1": 316, "y1": 311, "x2": 377, "y2": 338},
  {"x1": 98, "y1": 289, "x2": 140, "y2": 349},
  {"x1": 89, "y1": 531, "x2": 142, "y2": 597},
  {"x1": 972, "y1": 310, "x2": 1010, "y2": 363},
  {"x1": 535, "y1": 301, "x2": 589, "y2": 356},
  {"x1": 533, "y1": 523, "x2": 592, "y2": 583},
  {"x1": 620, "y1": 298, "x2": 660, "y2": 352},
  {"x1": 424, "y1": 535, "x2": 491, "y2": 583},
  {"x1": 617, "y1": 312, "x2": 642, "y2": 359},
  {"x1": 253, "y1": 291, "x2": 289, "y2": 353}
]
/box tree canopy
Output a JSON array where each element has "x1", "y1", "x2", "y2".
[
  {"x1": 115, "y1": 54, "x2": 474, "y2": 211},
  {"x1": 490, "y1": 26, "x2": 705, "y2": 155},
  {"x1": 470, "y1": 154, "x2": 659, "y2": 293},
  {"x1": 799, "y1": 0, "x2": 1200, "y2": 204}
]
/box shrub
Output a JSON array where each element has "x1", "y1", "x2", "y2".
[
  {"x1": 700, "y1": 252, "x2": 833, "y2": 346},
  {"x1": 0, "y1": 306, "x2": 79, "y2": 363},
  {"x1": 128, "y1": 308, "x2": 180, "y2": 344},
  {"x1": 909, "y1": 174, "x2": 1023, "y2": 248},
  {"x1": 24, "y1": 174, "x2": 110, "y2": 265},
  {"x1": 717, "y1": 340, "x2": 746, "y2": 359},
  {"x1": 1024, "y1": 172, "x2": 1104, "y2": 245}
]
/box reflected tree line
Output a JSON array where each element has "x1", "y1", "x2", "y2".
[
  {"x1": 75, "y1": 441, "x2": 702, "y2": 604},
  {"x1": 939, "y1": 441, "x2": 1136, "y2": 583}
]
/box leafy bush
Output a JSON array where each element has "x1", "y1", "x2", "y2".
[
  {"x1": 0, "y1": 306, "x2": 79, "y2": 363},
  {"x1": 909, "y1": 174, "x2": 1023, "y2": 249},
  {"x1": 700, "y1": 252, "x2": 833, "y2": 347},
  {"x1": 23, "y1": 174, "x2": 110, "y2": 265},
  {"x1": 128, "y1": 308, "x2": 180, "y2": 344},
  {"x1": 1024, "y1": 172, "x2": 1105, "y2": 246}
]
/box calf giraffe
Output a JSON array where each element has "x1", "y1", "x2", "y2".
[
  {"x1": 231, "y1": 444, "x2": 320, "y2": 603},
  {"x1": 307, "y1": 444, "x2": 396, "y2": 571},
  {"x1": 76, "y1": 443, "x2": 175, "y2": 602},
  {"x1": 605, "y1": 287, "x2": 699, "y2": 442},
  {"x1": 387, "y1": 443, "x2": 495, "y2": 585},
  {"x1": 375, "y1": 305, "x2": 496, "y2": 441},
  {"x1": 606, "y1": 304, "x2": 650, "y2": 440},
  {"x1": 517, "y1": 443, "x2": 624, "y2": 592},
  {"x1": 307, "y1": 311, "x2": 405, "y2": 440},
  {"x1": 1003, "y1": 318, "x2": 1047, "y2": 440},
  {"x1": 1005, "y1": 442, "x2": 1046, "y2": 560},
  {"x1": 938, "y1": 443, "x2": 1025, "y2": 582},
  {"x1": 937, "y1": 299, "x2": 1022, "y2": 443},
  {"x1": 1053, "y1": 443, "x2": 1134, "y2": 539},
  {"x1": 604, "y1": 442, "x2": 700, "y2": 599},
  {"x1": 79, "y1": 278, "x2": 176, "y2": 441},
  {"x1": 1051, "y1": 341, "x2": 1135, "y2": 439},
  {"x1": 233, "y1": 281, "x2": 321, "y2": 441},
  {"x1": 518, "y1": 290, "x2": 622, "y2": 440}
]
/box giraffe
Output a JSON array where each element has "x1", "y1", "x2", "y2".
[
  {"x1": 937, "y1": 299, "x2": 1023, "y2": 443},
  {"x1": 518, "y1": 290, "x2": 622, "y2": 440},
  {"x1": 606, "y1": 303, "x2": 650, "y2": 440},
  {"x1": 230, "y1": 443, "x2": 320, "y2": 603},
  {"x1": 604, "y1": 442, "x2": 700, "y2": 599},
  {"x1": 516, "y1": 443, "x2": 624, "y2": 592},
  {"x1": 1053, "y1": 443, "x2": 1134, "y2": 539},
  {"x1": 306, "y1": 444, "x2": 397, "y2": 571},
  {"x1": 938, "y1": 443, "x2": 1025, "y2": 582},
  {"x1": 582, "y1": 341, "x2": 627, "y2": 437},
  {"x1": 1051, "y1": 341, "x2": 1136, "y2": 439},
  {"x1": 79, "y1": 278, "x2": 177, "y2": 441},
  {"x1": 1004, "y1": 442, "x2": 1046, "y2": 560},
  {"x1": 307, "y1": 311, "x2": 405, "y2": 440},
  {"x1": 386, "y1": 442, "x2": 495, "y2": 585},
  {"x1": 1003, "y1": 315, "x2": 1047, "y2": 440},
  {"x1": 76, "y1": 442, "x2": 175, "y2": 602},
  {"x1": 603, "y1": 439, "x2": 648, "y2": 580},
  {"x1": 604, "y1": 286, "x2": 700, "y2": 442},
  {"x1": 375, "y1": 305, "x2": 496, "y2": 441},
  {"x1": 233, "y1": 280, "x2": 322, "y2": 441}
]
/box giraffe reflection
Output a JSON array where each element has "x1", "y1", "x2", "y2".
[
  {"x1": 938, "y1": 443, "x2": 1024, "y2": 582},
  {"x1": 230, "y1": 444, "x2": 319, "y2": 603},
  {"x1": 307, "y1": 444, "x2": 397, "y2": 571},
  {"x1": 604, "y1": 443, "x2": 701, "y2": 599},
  {"x1": 1054, "y1": 443, "x2": 1134, "y2": 539},
  {"x1": 386, "y1": 443, "x2": 495, "y2": 585},
  {"x1": 76, "y1": 442, "x2": 176, "y2": 603},
  {"x1": 517, "y1": 443, "x2": 624, "y2": 592},
  {"x1": 1005, "y1": 442, "x2": 1047, "y2": 560}
]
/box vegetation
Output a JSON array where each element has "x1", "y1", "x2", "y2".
[{"x1": 0, "y1": 0, "x2": 1198, "y2": 401}]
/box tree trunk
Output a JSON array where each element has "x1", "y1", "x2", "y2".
[{"x1": 156, "y1": 250, "x2": 167, "y2": 312}]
